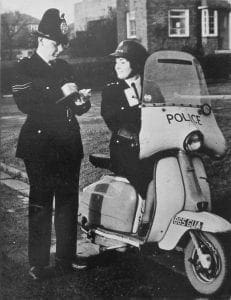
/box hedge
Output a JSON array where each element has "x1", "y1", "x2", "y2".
[
  {"x1": 71, "y1": 58, "x2": 116, "y2": 89},
  {"x1": 1, "y1": 53, "x2": 231, "y2": 94},
  {"x1": 199, "y1": 54, "x2": 231, "y2": 81},
  {"x1": 1, "y1": 60, "x2": 16, "y2": 94},
  {"x1": 1, "y1": 57, "x2": 116, "y2": 94}
]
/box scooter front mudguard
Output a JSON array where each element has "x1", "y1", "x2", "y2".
[{"x1": 158, "y1": 210, "x2": 231, "y2": 250}]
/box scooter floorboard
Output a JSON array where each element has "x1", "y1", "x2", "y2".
[{"x1": 86, "y1": 227, "x2": 145, "y2": 248}]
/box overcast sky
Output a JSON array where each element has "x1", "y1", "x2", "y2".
[{"x1": 1, "y1": 0, "x2": 82, "y2": 23}]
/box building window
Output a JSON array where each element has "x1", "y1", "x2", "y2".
[
  {"x1": 168, "y1": 9, "x2": 189, "y2": 37},
  {"x1": 12, "y1": 25, "x2": 19, "y2": 33},
  {"x1": 28, "y1": 24, "x2": 38, "y2": 32},
  {"x1": 126, "y1": 11, "x2": 136, "y2": 38},
  {"x1": 201, "y1": 9, "x2": 218, "y2": 37}
]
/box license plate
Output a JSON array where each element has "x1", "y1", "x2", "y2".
[{"x1": 173, "y1": 216, "x2": 203, "y2": 230}]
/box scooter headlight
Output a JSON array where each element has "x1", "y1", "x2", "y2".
[{"x1": 183, "y1": 131, "x2": 203, "y2": 152}]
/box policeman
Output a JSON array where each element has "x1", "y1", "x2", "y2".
[
  {"x1": 101, "y1": 40, "x2": 154, "y2": 236},
  {"x1": 12, "y1": 8, "x2": 91, "y2": 279}
]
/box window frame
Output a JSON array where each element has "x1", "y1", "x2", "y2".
[
  {"x1": 201, "y1": 9, "x2": 218, "y2": 37},
  {"x1": 168, "y1": 9, "x2": 190, "y2": 37},
  {"x1": 28, "y1": 24, "x2": 39, "y2": 32},
  {"x1": 126, "y1": 10, "x2": 137, "y2": 39}
]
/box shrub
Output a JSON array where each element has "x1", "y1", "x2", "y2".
[
  {"x1": 199, "y1": 53, "x2": 231, "y2": 81},
  {"x1": 181, "y1": 46, "x2": 231, "y2": 81},
  {"x1": 1, "y1": 58, "x2": 116, "y2": 94},
  {"x1": 1, "y1": 60, "x2": 16, "y2": 94},
  {"x1": 71, "y1": 58, "x2": 115, "y2": 89}
]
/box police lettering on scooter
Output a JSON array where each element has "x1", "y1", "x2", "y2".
[
  {"x1": 79, "y1": 50, "x2": 231, "y2": 296},
  {"x1": 166, "y1": 112, "x2": 202, "y2": 125}
]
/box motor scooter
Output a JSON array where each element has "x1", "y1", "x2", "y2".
[{"x1": 78, "y1": 51, "x2": 231, "y2": 296}]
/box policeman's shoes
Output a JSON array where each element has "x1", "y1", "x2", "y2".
[
  {"x1": 55, "y1": 257, "x2": 87, "y2": 274},
  {"x1": 29, "y1": 266, "x2": 55, "y2": 280},
  {"x1": 29, "y1": 258, "x2": 87, "y2": 280},
  {"x1": 71, "y1": 260, "x2": 88, "y2": 271}
]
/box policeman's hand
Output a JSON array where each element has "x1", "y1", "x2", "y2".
[
  {"x1": 72, "y1": 89, "x2": 91, "y2": 115},
  {"x1": 73, "y1": 98, "x2": 91, "y2": 115}
]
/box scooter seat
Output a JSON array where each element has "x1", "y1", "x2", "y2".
[{"x1": 89, "y1": 153, "x2": 112, "y2": 170}]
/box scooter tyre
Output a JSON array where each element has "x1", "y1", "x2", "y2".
[{"x1": 184, "y1": 232, "x2": 231, "y2": 296}]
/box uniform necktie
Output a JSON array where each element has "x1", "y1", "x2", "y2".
[{"x1": 131, "y1": 82, "x2": 140, "y2": 102}]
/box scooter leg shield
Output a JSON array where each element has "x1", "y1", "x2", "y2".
[
  {"x1": 147, "y1": 156, "x2": 185, "y2": 242},
  {"x1": 159, "y1": 211, "x2": 231, "y2": 250}
]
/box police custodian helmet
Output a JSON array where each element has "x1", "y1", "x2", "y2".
[
  {"x1": 35, "y1": 8, "x2": 69, "y2": 45},
  {"x1": 110, "y1": 39, "x2": 149, "y2": 74}
]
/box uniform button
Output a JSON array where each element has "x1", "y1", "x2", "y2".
[
  {"x1": 46, "y1": 86, "x2": 50, "y2": 90},
  {"x1": 68, "y1": 119, "x2": 71, "y2": 122},
  {"x1": 37, "y1": 130, "x2": 42, "y2": 134},
  {"x1": 116, "y1": 140, "x2": 119, "y2": 143},
  {"x1": 121, "y1": 106, "x2": 124, "y2": 110}
]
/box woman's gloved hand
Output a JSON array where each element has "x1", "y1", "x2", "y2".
[
  {"x1": 117, "y1": 128, "x2": 139, "y2": 147},
  {"x1": 79, "y1": 89, "x2": 91, "y2": 101}
]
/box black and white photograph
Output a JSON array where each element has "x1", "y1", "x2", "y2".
[{"x1": 1, "y1": 0, "x2": 231, "y2": 298}]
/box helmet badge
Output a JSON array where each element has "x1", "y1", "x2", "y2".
[{"x1": 60, "y1": 13, "x2": 68, "y2": 34}]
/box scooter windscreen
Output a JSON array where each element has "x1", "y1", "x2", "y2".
[{"x1": 139, "y1": 51, "x2": 226, "y2": 159}]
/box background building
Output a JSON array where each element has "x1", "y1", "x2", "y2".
[
  {"x1": 116, "y1": 0, "x2": 231, "y2": 55},
  {"x1": 74, "y1": 0, "x2": 116, "y2": 32}
]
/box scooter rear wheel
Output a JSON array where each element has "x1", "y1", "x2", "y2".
[{"x1": 184, "y1": 232, "x2": 230, "y2": 296}]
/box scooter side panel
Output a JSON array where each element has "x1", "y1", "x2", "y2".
[
  {"x1": 147, "y1": 157, "x2": 185, "y2": 242},
  {"x1": 158, "y1": 211, "x2": 231, "y2": 250},
  {"x1": 177, "y1": 152, "x2": 209, "y2": 212},
  {"x1": 191, "y1": 156, "x2": 211, "y2": 209},
  {"x1": 79, "y1": 175, "x2": 139, "y2": 233}
]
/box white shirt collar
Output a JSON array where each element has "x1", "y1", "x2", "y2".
[
  {"x1": 125, "y1": 75, "x2": 141, "y2": 89},
  {"x1": 36, "y1": 50, "x2": 51, "y2": 66}
]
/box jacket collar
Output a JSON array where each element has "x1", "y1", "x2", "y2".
[{"x1": 30, "y1": 52, "x2": 54, "y2": 72}]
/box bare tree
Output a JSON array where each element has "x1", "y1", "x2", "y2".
[{"x1": 1, "y1": 11, "x2": 28, "y2": 59}]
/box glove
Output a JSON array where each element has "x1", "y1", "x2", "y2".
[{"x1": 117, "y1": 128, "x2": 139, "y2": 147}]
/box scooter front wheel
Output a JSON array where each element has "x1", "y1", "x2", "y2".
[{"x1": 184, "y1": 232, "x2": 230, "y2": 296}]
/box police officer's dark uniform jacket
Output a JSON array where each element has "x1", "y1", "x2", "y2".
[{"x1": 13, "y1": 53, "x2": 89, "y2": 162}]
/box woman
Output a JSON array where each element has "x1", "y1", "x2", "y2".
[{"x1": 101, "y1": 40, "x2": 153, "y2": 235}]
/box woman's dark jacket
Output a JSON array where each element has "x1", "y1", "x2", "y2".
[
  {"x1": 101, "y1": 79, "x2": 141, "y2": 145},
  {"x1": 101, "y1": 79, "x2": 143, "y2": 184},
  {"x1": 12, "y1": 53, "x2": 90, "y2": 162}
]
